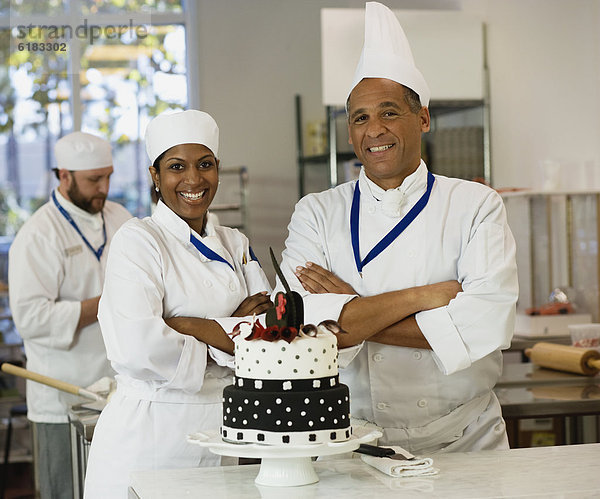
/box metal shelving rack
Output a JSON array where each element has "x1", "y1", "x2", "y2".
[
  {"x1": 295, "y1": 95, "x2": 356, "y2": 199},
  {"x1": 0, "y1": 342, "x2": 31, "y2": 471},
  {"x1": 210, "y1": 166, "x2": 248, "y2": 232},
  {"x1": 502, "y1": 190, "x2": 600, "y2": 321}
]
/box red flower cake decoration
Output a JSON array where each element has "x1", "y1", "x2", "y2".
[
  {"x1": 278, "y1": 326, "x2": 299, "y2": 342},
  {"x1": 231, "y1": 318, "x2": 300, "y2": 343}
]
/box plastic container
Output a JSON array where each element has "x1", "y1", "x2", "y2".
[{"x1": 568, "y1": 323, "x2": 600, "y2": 349}]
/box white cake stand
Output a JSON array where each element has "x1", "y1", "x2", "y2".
[{"x1": 187, "y1": 426, "x2": 381, "y2": 487}]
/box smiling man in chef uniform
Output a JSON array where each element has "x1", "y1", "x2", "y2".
[
  {"x1": 280, "y1": 2, "x2": 519, "y2": 454},
  {"x1": 8, "y1": 132, "x2": 131, "y2": 498}
]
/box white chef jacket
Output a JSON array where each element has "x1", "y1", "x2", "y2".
[
  {"x1": 84, "y1": 200, "x2": 271, "y2": 499},
  {"x1": 280, "y1": 162, "x2": 518, "y2": 454},
  {"x1": 8, "y1": 189, "x2": 131, "y2": 423}
]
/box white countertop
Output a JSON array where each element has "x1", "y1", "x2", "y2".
[{"x1": 128, "y1": 443, "x2": 600, "y2": 498}]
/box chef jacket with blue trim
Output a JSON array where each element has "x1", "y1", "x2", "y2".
[
  {"x1": 84, "y1": 200, "x2": 271, "y2": 499},
  {"x1": 8, "y1": 188, "x2": 131, "y2": 423},
  {"x1": 279, "y1": 162, "x2": 518, "y2": 453}
]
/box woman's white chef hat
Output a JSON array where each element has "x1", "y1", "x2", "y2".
[
  {"x1": 348, "y1": 1, "x2": 430, "y2": 108},
  {"x1": 145, "y1": 109, "x2": 219, "y2": 164},
  {"x1": 54, "y1": 131, "x2": 113, "y2": 171}
]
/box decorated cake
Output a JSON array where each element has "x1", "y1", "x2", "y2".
[{"x1": 220, "y1": 250, "x2": 351, "y2": 446}]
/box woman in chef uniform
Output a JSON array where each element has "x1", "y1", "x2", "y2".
[{"x1": 84, "y1": 110, "x2": 272, "y2": 498}]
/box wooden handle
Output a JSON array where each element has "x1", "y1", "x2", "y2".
[
  {"x1": 525, "y1": 342, "x2": 600, "y2": 375},
  {"x1": 588, "y1": 358, "x2": 600, "y2": 371},
  {"x1": 1, "y1": 363, "x2": 102, "y2": 401}
]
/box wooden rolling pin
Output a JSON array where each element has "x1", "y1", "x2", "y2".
[
  {"x1": 1, "y1": 363, "x2": 105, "y2": 401},
  {"x1": 524, "y1": 342, "x2": 600, "y2": 376}
]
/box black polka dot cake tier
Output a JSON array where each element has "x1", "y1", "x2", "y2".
[{"x1": 221, "y1": 321, "x2": 352, "y2": 445}]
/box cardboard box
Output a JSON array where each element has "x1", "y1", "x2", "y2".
[{"x1": 514, "y1": 313, "x2": 592, "y2": 337}]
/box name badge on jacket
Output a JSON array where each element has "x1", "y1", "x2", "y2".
[{"x1": 65, "y1": 245, "x2": 83, "y2": 257}]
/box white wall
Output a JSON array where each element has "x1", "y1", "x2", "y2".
[
  {"x1": 194, "y1": 0, "x2": 600, "y2": 280},
  {"x1": 195, "y1": 0, "x2": 324, "y2": 278},
  {"x1": 462, "y1": 0, "x2": 600, "y2": 189}
]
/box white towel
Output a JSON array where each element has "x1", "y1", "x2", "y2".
[
  {"x1": 360, "y1": 446, "x2": 438, "y2": 478},
  {"x1": 363, "y1": 467, "x2": 436, "y2": 492},
  {"x1": 350, "y1": 417, "x2": 383, "y2": 443},
  {"x1": 85, "y1": 376, "x2": 115, "y2": 395}
]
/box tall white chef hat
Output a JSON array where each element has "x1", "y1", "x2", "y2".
[
  {"x1": 54, "y1": 131, "x2": 113, "y2": 171},
  {"x1": 348, "y1": 1, "x2": 430, "y2": 108},
  {"x1": 145, "y1": 109, "x2": 219, "y2": 165}
]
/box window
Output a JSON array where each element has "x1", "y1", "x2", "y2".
[{"x1": 0, "y1": 0, "x2": 196, "y2": 236}]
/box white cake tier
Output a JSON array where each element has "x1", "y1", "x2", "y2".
[{"x1": 234, "y1": 329, "x2": 339, "y2": 380}]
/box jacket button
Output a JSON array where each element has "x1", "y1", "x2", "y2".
[
  {"x1": 228, "y1": 282, "x2": 237, "y2": 291},
  {"x1": 372, "y1": 353, "x2": 384, "y2": 362},
  {"x1": 368, "y1": 205, "x2": 376, "y2": 214},
  {"x1": 204, "y1": 279, "x2": 213, "y2": 288},
  {"x1": 376, "y1": 402, "x2": 387, "y2": 411},
  {"x1": 417, "y1": 399, "x2": 428, "y2": 408},
  {"x1": 412, "y1": 351, "x2": 422, "y2": 360}
]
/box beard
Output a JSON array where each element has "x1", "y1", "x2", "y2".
[{"x1": 67, "y1": 175, "x2": 106, "y2": 214}]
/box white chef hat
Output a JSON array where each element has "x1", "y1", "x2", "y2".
[
  {"x1": 348, "y1": 1, "x2": 430, "y2": 108},
  {"x1": 144, "y1": 109, "x2": 219, "y2": 165},
  {"x1": 54, "y1": 131, "x2": 113, "y2": 171}
]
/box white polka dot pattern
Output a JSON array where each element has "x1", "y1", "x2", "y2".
[{"x1": 221, "y1": 383, "x2": 351, "y2": 445}]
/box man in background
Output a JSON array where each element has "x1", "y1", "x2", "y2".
[{"x1": 9, "y1": 131, "x2": 131, "y2": 498}]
